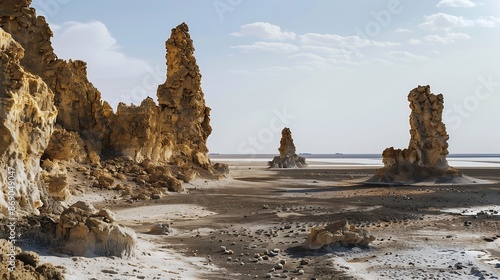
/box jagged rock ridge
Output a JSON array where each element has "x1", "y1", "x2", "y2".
[
  {"x1": 269, "y1": 128, "x2": 307, "y2": 168},
  {"x1": 368, "y1": 85, "x2": 461, "y2": 183}
]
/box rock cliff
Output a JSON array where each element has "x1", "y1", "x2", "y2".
[
  {"x1": 269, "y1": 128, "x2": 307, "y2": 168},
  {"x1": 0, "y1": 1, "x2": 111, "y2": 164},
  {"x1": 0, "y1": 27, "x2": 57, "y2": 216},
  {"x1": 368, "y1": 85, "x2": 461, "y2": 183}
]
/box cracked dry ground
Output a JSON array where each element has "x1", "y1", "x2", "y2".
[{"x1": 108, "y1": 167, "x2": 500, "y2": 280}]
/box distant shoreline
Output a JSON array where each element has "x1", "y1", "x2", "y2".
[{"x1": 209, "y1": 153, "x2": 500, "y2": 159}]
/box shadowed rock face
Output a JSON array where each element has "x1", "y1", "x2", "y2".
[
  {"x1": 369, "y1": 85, "x2": 461, "y2": 183},
  {"x1": 269, "y1": 128, "x2": 307, "y2": 168}
]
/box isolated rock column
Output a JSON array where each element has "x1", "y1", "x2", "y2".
[
  {"x1": 369, "y1": 85, "x2": 461, "y2": 183},
  {"x1": 269, "y1": 128, "x2": 307, "y2": 168}
]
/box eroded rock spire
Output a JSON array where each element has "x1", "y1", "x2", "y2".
[
  {"x1": 368, "y1": 85, "x2": 461, "y2": 183},
  {"x1": 269, "y1": 128, "x2": 307, "y2": 168}
]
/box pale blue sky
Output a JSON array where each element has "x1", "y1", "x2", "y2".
[{"x1": 32, "y1": 0, "x2": 500, "y2": 154}]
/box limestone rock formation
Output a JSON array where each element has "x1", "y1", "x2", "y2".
[
  {"x1": 269, "y1": 128, "x2": 307, "y2": 168},
  {"x1": 1, "y1": 0, "x2": 227, "y2": 217},
  {"x1": 0, "y1": 3, "x2": 111, "y2": 164},
  {"x1": 0, "y1": 27, "x2": 57, "y2": 216},
  {"x1": 55, "y1": 201, "x2": 136, "y2": 257},
  {"x1": 368, "y1": 85, "x2": 461, "y2": 183},
  {"x1": 0, "y1": 239, "x2": 65, "y2": 279},
  {"x1": 42, "y1": 126, "x2": 87, "y2": 163},
  {"x1": 41, "y1": 160, "x2": 71, "y2": 202},
  {"x1": 110, "y1": 23, "x2": 212, "y2": 170},
  {"x1": 302, "y1": 220, "x2": 375, "y2": 250}
]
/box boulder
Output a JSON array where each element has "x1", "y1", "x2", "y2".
[
  {"x1": 303, "y1": 220, "x2": 375, "y2": 250},
  {"x1": 55, "y1": 201, "x2": 136, "y2": 257}
]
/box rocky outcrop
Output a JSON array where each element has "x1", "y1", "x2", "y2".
[
  {"x1": 157, "y1": 22, "x2": 212, "y2": 169},
  {"x1": 1, "y1": 0, "x2": 227, "y2": 217},
  {"x1": 0, "y1": 27, "x2": 57, "y2": 216},
  {"x1": 0, "y1": 239, "x2": 65, "y2": 279},
  {"x1": 302, "y1": 220, "x2": 375, "y2": 250},
  {"x1": 269, "y1": 128, "x2": 307, "y2": 168},
  {"x1": 0, "y1": 3, "x2": 112, "y2": 164},
  {"x1": 368, "y1": 85, "x2": 461, "y2": 183},
  {"x1": 41, "y1": 160, "x2": 71, "y2": 202},
  {"x1": 109, "y1": 23, "x2": 213, "y2": 171},
  {"x1": 42, "y1": 126, "x2": 88, "y2": 163},
  {"x1": 55, "y1": 201, "x2": 136, "y2": 257}
]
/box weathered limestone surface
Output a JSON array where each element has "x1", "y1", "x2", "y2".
[
  {"x1": 0, "y1": 239, "x2": 65, "y2": 280},
  {"x1": 43, "y1": 126, "x2": 88, "y2": 163},
  {"x1": 55, "y1": 201, "x2": 136, "y2": 257},
  {"x1": 269, "y1": 128, "x2": 307, "y2": 168},
  {"x1": 303, "y1": 220, "x2": 375, "y2": 250},
  {"x1": 0, "y1": 3, "x2": 112, "y2": 163},
  {"x1": 0, "y1": 27, "x2": 57, "y2": 216},
  {"x1": 109, "y1": 22, "x2": 216, "y2": 171},
  {"x1": 369, "y1": 85, "x2": 461, "y2": 183}
]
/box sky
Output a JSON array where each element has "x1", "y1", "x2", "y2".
[{"x1": 31, "y1": 0, "x2": 500, "y2": 154}]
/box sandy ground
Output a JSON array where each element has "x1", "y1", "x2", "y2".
[{"x1": 33, "y1": 160, "x2": 500, "y2": 279}]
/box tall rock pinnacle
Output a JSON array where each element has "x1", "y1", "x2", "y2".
[
  {"x1": 369, "y1": 85, "x2": 461, "y2": 183},
  {"x1": 269, "y1": 128, "x2": 307, "y2": 168},
  {"x1": 156, "y1": 22, "x2": 212, "y2": 168}
]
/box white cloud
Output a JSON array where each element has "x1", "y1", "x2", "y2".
[
  {"x1": 408, "y1": 38, "x2": 422, "y2": 44},
  {"x1": 299, "y1": 33, "x2": 400, "y2": 49},
  {"x1": 424, "y1": 32, "x2": 471, "y2": 44},
  {"x1": 436, "y1": 0, "x2": 476, "y2": 7},
  {"x1": 287, "y1": 53, "x2": 330, "y2": 68},
  {"x1": 395, "y1": 28, "x2": 412, "y2": 33},
  {"x1": 419, "y1": 13, "x2": 500, "y2": 30},
  {"x1": 51, "y1": 21, "x2": 159, "y2": 109},
  {"x1": 387, "y1": 51, "x2": 429, "y2": 62},
  {"x1": 231, "y1": 22, "x2": 296, "y2": 40},
  {"x1": 231, "y1": 42, "x2": 299, "y2": 53}
]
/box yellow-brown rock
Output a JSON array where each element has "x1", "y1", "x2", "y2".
[
  {"x1": 41, "y1": 159, "x2": 70, "y2": 202},
  {"x1": 108, "y1": 23, "x2": 217, "y2": 173},
  {"x1": 43, "y1": 126, "x2": 87, "y2": 162},
  {"x1": 1, "y1": 1, "x2": 226, "y2": 217},
  {"x1": 303, "y1": 220, "x2": 375, "y2": 250},
  {"x1": 369, "y1": 85, "x2": 461, "y2": 183},
  {"x1": 269, "y1": 128, "x2": 307, "y2": 168},
  {"x1": 0, "y1": 27, "x2": 57, "y2": 216},
  {"x1": 0, "y1": 239, "x2": 65, "y2": 279},
  {"x1": 0, "y1": 4, "x2": 111, "y2": 161},
  {"x1": 55, "y1": 201, "x2": 136, "y2": 257}
]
